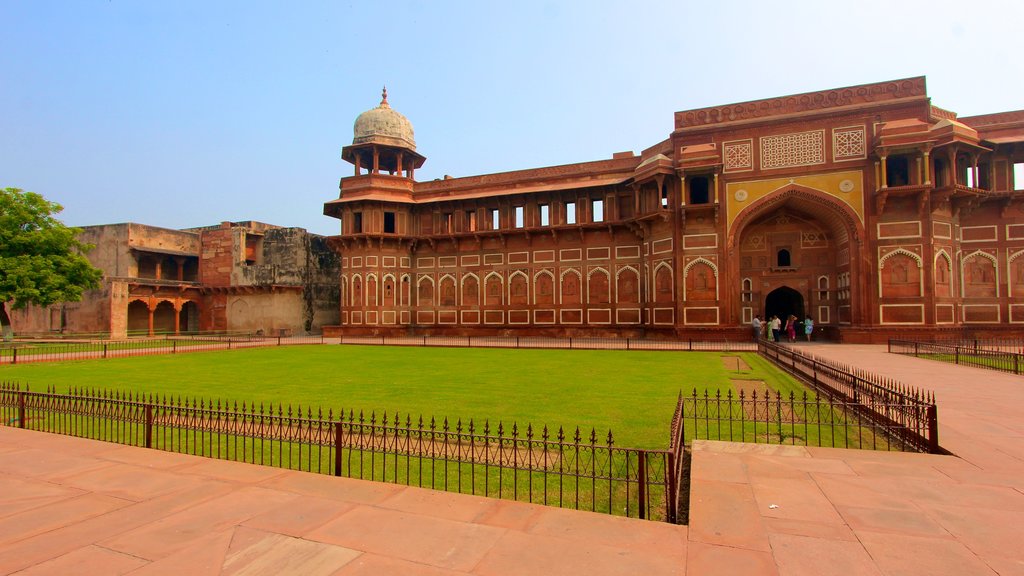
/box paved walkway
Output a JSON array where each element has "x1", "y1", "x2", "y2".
[
  {"x1": 1, "y1": 344, "x2": 1023, "y2": 574},
  {"x1": 686, "y1": 345, "x2": 1024, "y2": 575}
]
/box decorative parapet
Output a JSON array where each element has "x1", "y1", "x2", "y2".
[{"x1": 675, "y1": 77, "x2": 926, "y2": 129}]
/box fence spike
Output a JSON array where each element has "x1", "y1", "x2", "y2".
[
  {"x1": 589, "y1": 428, "x2": 597, "y2": 445},
  {"x1": 606, "y1": 429, "x2": 614, "y2": 446}
]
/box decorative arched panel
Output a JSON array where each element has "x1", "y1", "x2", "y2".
[
  {"x1": 934, "y1": 251, "x2": 952, "y2": 298},
  {"x1": 417, "y1": 276, "x2": 435, "y2": 307},
  {"x1": 560, "y1": 269, "x2": 581, "y2": 305},
  {"x1": 462, "y1": 273, "x2": 480, "y2": 306},
  {"x1": 878, "y1": 249, "x2": 922, "y2": 298},
  {"x1": 587, "y1": 268, "x2": 610, "y2": 304},
  {"x1": 654, "y1": 263, "x2": 674, "y2": 303},
  {"x1": 438, "y1": 275, "x2": 457, "y2": 307},
  {"x1": 961, "y1": 251, "x2": 998, "y2": 298},
  {"x1": 382, "y1": 274, "x2": 396, "y2": 307},
  {"x1": 683, "y1": 258, "x2": 718, "y2": 301},
  {"x1": 484, "y1": 272, "x2": 503, "y2": 306},
  {"x1": 616, "y1": 266, "x2": 640, "y2": 304},
  {"x1": 534, "y1": 270, "x2": 555, "y2": 305},
  {"x1": 509, "y1": 271, "x2": 529, "y2": 305}
]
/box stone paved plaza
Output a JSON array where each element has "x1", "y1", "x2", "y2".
[{"x1": 1, "y1": 344, "x2": 1022, "y2": 575}]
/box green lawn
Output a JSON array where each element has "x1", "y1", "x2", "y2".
[{"x1": 1, "y1": 345, "x2": 799, "y2": 449}]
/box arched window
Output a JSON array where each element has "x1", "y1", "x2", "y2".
[{"x1": 777, "y1": 249, "x2": 791, "y2": 267}]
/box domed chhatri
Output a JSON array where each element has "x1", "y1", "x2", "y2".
[{"x1": 352, "y1": 87, "x2": 416, "y2": 150}]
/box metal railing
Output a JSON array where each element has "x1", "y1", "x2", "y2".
[
  {"x1": 756, "y1": 341, "x2": 939, "y2": 453},
  {"x1": 889, "y1": 338, "x2": 1024, "y2": 375},
  {"x1": 674, "y1": 388, "x2": 923, "y2": 451},
  {"x1": 0, "y1": 334, "x2": 326, "y2": 364},
  {"x1": 0, "y1": 335, "x2": 755, "y2": 365},
  {"x1": 0, "y1": 383, "x2": 676, "y2": 522}
]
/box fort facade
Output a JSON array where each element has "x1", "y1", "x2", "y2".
[{"x1": 324, "y1": 78, "x2": 1024, "y2": 342}]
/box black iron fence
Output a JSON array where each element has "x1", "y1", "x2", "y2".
[
  {"x1": 0, "y1": 383, "x2": 676, "y2": 522},
  {"x1": 673, "y1": 388, "x2": 923, "y2": 452},
  {"x1": 0, "y1": 335, "x2": 755, "y2": 365},
  {"x1": 757, "y1": 341, "x2": 939, "y2": 453},
  {"x1": 889, "y1": 339, "x2": 1024, "y2": 375},
  {"x1": 0, "y1": 334, "x2": 327, "y2": 364}
]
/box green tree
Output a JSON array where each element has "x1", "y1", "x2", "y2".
[{"x1": 0, "y1": 188, "x2": 103, "y2": 339}]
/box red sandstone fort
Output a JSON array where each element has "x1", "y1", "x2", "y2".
[{"x1": 13, "y1": 77, "x2": 1024, "y2": 342}]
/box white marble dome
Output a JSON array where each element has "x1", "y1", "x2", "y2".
[{"x1": 352, "y1": 88, "x2": 416, "y2": 150}]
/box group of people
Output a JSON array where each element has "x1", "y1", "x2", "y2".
[{"x1": 751, "y1": 314, "x2": 813, "y2": 342}]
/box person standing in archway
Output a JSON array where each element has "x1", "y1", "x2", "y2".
[
  {"x1": 804, "y1": 316, "x2": 814, "y2": 342},
  {"x1": 785, "y1": 314, "x2": 797, "y2": 342},
  {"x1": 751, "y1": 315, "x2": 762, "y2": 341},
  {"x1": 770, "y1": 315, "x2": 781, "y2": 342}
]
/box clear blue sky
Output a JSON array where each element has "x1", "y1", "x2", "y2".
[{"x1": 2, "y1": 1, "x2": 1022, "y2": 236}]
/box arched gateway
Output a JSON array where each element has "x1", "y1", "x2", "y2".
[{"x1": 728, "y1": 186, "x2": 865, "y2": 331}]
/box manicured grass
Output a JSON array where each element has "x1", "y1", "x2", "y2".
[{"x1": 1, "y1": 345, "x2": 800, "y2": 449}]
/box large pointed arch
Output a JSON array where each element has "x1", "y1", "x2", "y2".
[
  {"x1": 728, "y1": 184, "x2": 866, "y2": 326},
  {"x1": 728, "y1": 184, "x2": 864, "y2": 250}
]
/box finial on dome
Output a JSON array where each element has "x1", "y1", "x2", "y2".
[{"x1": 380, "y1": 86, "x2": 390, "y2": 109}]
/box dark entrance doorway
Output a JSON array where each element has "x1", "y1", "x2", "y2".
[{"x1": 765, "y1": 286, "x2": 804, "y2": 327}]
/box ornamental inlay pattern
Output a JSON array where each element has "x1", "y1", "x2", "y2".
[
  {"x1": 760, "y1": 130, "x2": 825, "y2": 170},
  {"x1": 833, "y1": 127, "x2": 866, "y2": 161},
  {"x1": 723, "y1": 140, "x2": 753, "y2": 172}
]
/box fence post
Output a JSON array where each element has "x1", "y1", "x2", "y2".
[
  {"x1": 516, "y1": 336, "x2": 520, "y2": 349},
  {"x1": 11, "y1": 348, "x2": 16, "y2": 365},
  {"x1": 955, "y1": 346, "x2": 959, "y2": 365},
  {"x1": 278, "y1": 336, "x2": 282, "y2": 346},
  {"x1": 1016, "y1": 354, "x2": 1020, "y2": 375},
  {"x1": 145, "y1": 404, "x2": 153, "y2": 448},
  {"x1": 334, "y1": 421, "x2": 343, "y2": 476},
  {"x1": 689, "y1": 339, "x2": 693, "y2": 351},
  {"x1": 914, "y1": 342, "x2": 919, "y2": 357},
  {"x1": 666, "y1": 451, "x2": 677, "y2": 524},
  {"x1": 927, "y1": 404, "x2": 939, "y2": 454},
  {"x1": 627, "y1": 338, "x2": 631, "y2": 351},
  {"x1": 228, "y1": 338, "x2": 232, "y2": 350},
  {"x1": 637, "y1": 451, "x2": 647, "y2": 520},
  {"x1": 103, "y1": 343, "x2": 108, "y2": 359},
  {"x1": 172, "y1": 341, "x2": 177, "y2": 354},
  {"x1": 18, "y1": 391, "x2": 25, "y2": 428}
]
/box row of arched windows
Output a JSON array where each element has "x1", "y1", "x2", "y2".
[{"x1": 341, "y1": 265, "x2": 680, "y2": 308}]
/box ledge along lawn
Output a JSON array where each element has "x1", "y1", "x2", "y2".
[{"x1": 1, "y1": 345, "x2": 804, "y2": 449}]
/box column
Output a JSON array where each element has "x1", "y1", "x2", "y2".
[
  {"x1": 155, "y1": 259, "x2": 163, "y2": 280},
  {"x1": 173, "y1": 301, "x2": 182, "y2": 335},
  {"x1": 372, "y1": 147, "x2": 380, "y2": 174},
  {"x1": 880, "y1": 155, "x2": 889, "y2": 188},
  {"x1": 679, "y1": 174, "x2": 687, "y2": 206},
  {"x1": 713, "y1": 172, "x2": 720, "y2": 203},
  {"x1": 147, "y1": 300, "x2": 156, "y2": 337},
  {"x1": 923, "y1": 150, "x2": 931, "y2": 185},
  {"x1": 176, "y1": 258, "x2": 184, "y2": 281}
]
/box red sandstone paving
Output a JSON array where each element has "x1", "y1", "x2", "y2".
[
  {"x1": 305, "y1": 505, "x2": 505, "y2": 572},
  {"x1": 5, "y1": 344, "x2": 1024, "y2": 574},
  {"x1": 472, "y1": 529, "x2": 685, "y2": 576},
  {"x1": 687, "y1": 478, "x2": 771, "y2": 552},
  {"x1": 241, "y1": 495, "x2": 357, "y2": 538},
  {"x1": 333, "y1": 553, "x2": 474, "y2": 576},
  {"x1": 686, "y1": 541, "x2": 778, "y2": 575},
  {"x1": 13, "y1": 544, "x2": 149, "y2": 576},
  {"x1": 856, "y1": 531, "x2": 998, "y2": 576}
]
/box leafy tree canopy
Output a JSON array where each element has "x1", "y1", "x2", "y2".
[{"x1": 0, "y1": 187, "x2": 103, "y2": 335}]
